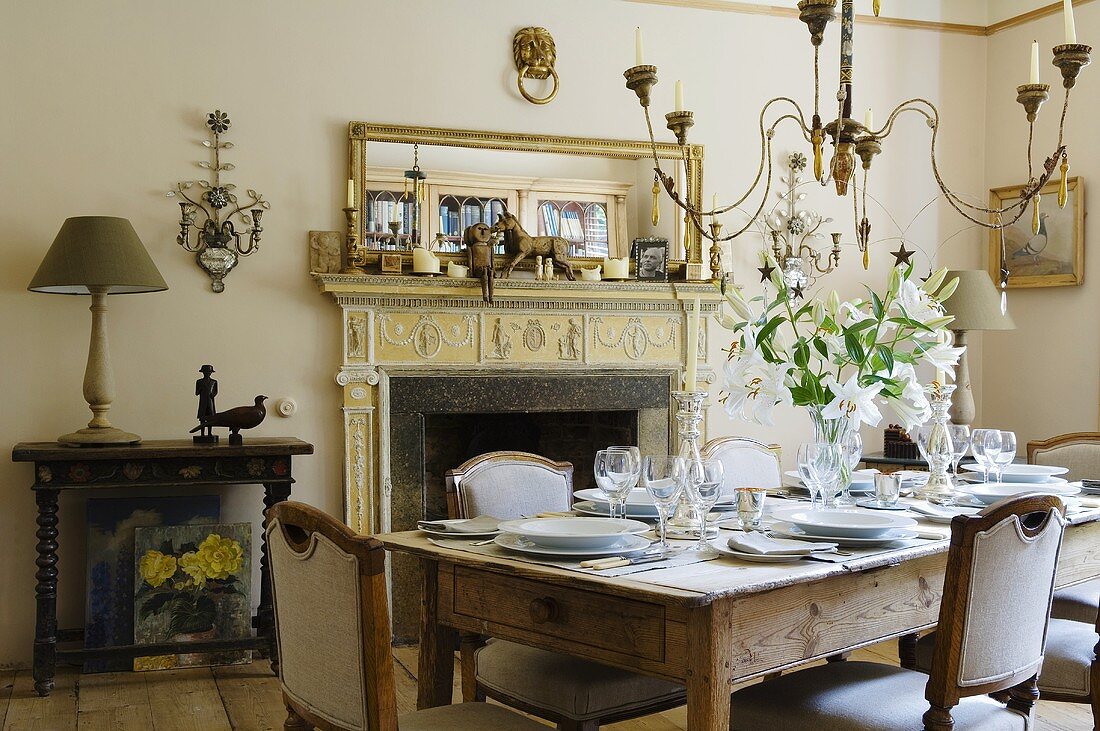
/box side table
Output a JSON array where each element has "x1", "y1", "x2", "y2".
[{"x1": 11, "y1": 437, "x2": 314, "y2": 696}]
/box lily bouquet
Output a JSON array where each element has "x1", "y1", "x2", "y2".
[{"x1": 719, "y1": 260, "x2": 964, "y2": 437}]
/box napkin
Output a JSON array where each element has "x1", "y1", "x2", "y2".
[
  {"x1": 909, "y1": 503, "x2": 978, "y2": 519},
  {"x1": 727, "y1": 532, "x2": 836, "y2": 555},
  {"x1": 417, "y1": 516, "x2": 501, "y2": 533}
]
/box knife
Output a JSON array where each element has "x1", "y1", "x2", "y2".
[{"x1": 579, "y1": 553, "x2": 670, "y2": 570}]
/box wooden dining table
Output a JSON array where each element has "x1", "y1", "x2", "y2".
[{"x1": 381, "y1": 509, "x2": 1100, "y2": 730}]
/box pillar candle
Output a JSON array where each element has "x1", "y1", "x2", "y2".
[
  {"x1": 346, "y1": 179, "x2": 355, "y2": 209},
  {"x1": 935, "y1": 330, "x2": 947, "y2": 384},
  {"x1": 675, "y1": 80, "x2": 684, "y2": 112},
  {"x1": 685, "y1": 297, "x2": 700, "y2": 391},
  {"x1": 1030, "y1": 40, "x2": 1040, "y2": 84},
  {"x1": 1064, "y1": 0, "x2": 1077, "y2": 44},
  {"x1": 391, "y1": 200, "x2": 401, "y2": 223},
  {"x1": 635, "y1": 27, "x2": 644, "y2": 66},
  {"x1": 864, "y1": 107, "x2": 874, "y2": 131}
]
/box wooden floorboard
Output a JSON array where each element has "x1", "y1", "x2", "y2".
[{"x1": 0, "y1": 642, "x2": 1093, "y2": 730}]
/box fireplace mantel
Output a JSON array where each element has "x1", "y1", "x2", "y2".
[{"x1": 314, "y1": 273, "x2": 722, "y2": 534}]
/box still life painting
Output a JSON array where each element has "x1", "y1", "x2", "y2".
[
  {"x1": 133, "y1": 522, "x2": 252, "y2": 671},
  {"x1": 84, "y1": 496, "x2": 220, "y2": 672},
  {"x1": 989, "y1": 176, "x2": 1084, "y2": 288}
]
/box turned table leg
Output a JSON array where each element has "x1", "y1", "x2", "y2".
[
  {"x1": 686, "y1": 600, "x2": 733, "y2": 731},
  {"x1": 33, "y1": 489, "x2": 60, "y2": 697},
  {"x1": 259, "y1": 482, "x2": 292, "y2": 675},
  {"x1": 417, "y1": 559, "x2": 456, "y2": 709}
]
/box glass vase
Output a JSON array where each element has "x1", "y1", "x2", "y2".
[
  {"x1": 915, "y1": 383, "x2": 958, "y2": 505},
  {"x1": 807, "y1": 406, "x2": 854, "y2": 509},
  {"x1": 667, "y1": 390, "x2": 711, "y2": 538}
]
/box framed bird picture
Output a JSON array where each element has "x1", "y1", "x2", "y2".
[{"x1": 988, "y1": 176, "x2": 1084, "y2": 288}]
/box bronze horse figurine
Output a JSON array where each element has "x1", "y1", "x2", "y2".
[{"x1": 491, "y1": 212, "x2": 575, "y2": 280}]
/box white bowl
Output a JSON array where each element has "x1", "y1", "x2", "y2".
[
  {"x1": 960, "y1": 464, "x2": 1068, "y2": 483},
  {"x1": 773, "y1": 508, "x2": 917, "y2": 538},
  {"x1": 958, "y1": 482, "x2": 1081, "y2": 505},
  {"x1": 498, "y1": 517, "x2": 650, "y2": 549}
]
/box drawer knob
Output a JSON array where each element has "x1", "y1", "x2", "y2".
[{"x1": 529, "y1": 597, "x2": 559, "y2": 624}]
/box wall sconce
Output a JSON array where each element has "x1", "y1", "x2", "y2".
[
  {"x1": 168, "y1": 110, "x2": 270, "y2": 292},
  {"x1": 513, "y1": 27, "x2": 559, "y2": 105}
]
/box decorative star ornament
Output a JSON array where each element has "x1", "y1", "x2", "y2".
[
  {"x1": 791, "y1": 282, "x2": 805, "y2": 300},
  {"x1": 890, "y1": 242, "x2": 914, "y2": 267},
  {"x1": 758, "y1": 263, "x2": 776, "y2": 284}
]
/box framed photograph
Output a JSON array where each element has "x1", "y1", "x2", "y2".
[
  {"x1": 633, "y1": 237, "x2": 669, "y2": 282},
  {"x1": 380, "y1": 252, "x2": 403, "y2": 274},
  {"x1": 988, "y1": 176, "x2": 1084, "y2": 288}
]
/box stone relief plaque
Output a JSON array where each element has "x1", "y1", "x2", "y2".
[
  {"x1": 480, "y1": 315, "x2": 588, "y2": 364},
  {"x1": 375, "y1": 313, "x2": 478, "y2": 363},
  {"x1": 589, "y1": 315, "x2": 681, "y2": 364}
]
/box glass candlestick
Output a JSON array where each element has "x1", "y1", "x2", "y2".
[
  {"x1": 667, "y1": 390, "x2": 713, "y2": 538},
  {"x1": 916, "y1": 383, "x2": 958, "y2": 505}
]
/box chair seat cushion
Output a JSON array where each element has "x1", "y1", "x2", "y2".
[
  {"x1": 1052, "y1": 579, "x2": 1100, "y2": 623},
  {"x1": 1039, "y1": 618, "x2": 1096, "y2": 697},
  {"x1": 475, "y1": 639, "x2": 685, "y2": 721},
  {"x1": 728, "y1": 661, "x2": 1029, "y2": 730},
  {"x1": 400, "y1": 701, "x2": 548, "y2": 731}
]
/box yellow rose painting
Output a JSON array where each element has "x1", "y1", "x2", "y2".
[{"x1": 133, "y1": 522, "x2": 251, "y2": 670}]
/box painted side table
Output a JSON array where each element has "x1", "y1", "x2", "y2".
[{"x1": 11, "y1": 437, "x2": 314, "y2": 696}]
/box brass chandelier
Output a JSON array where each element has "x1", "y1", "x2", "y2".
[{"x1": 625, "y1": 0, "x2": 1091, "y2": 297}]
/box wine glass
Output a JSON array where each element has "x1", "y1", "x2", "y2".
[
  {"x1": 685, "y1": 458, "x2": 724, "y2": 553},
  {"x1": 971, "y1": 429, "x2": 1002, "y2": 483},
  {"x1": 608, "y1": 445, "x2": 642, "y2": 492},
  {"x1": 593, "y1": 449, "x2": 636, "y2": 519},
  {"x1": 993, "y1": 431, "x2": 1017, "y2": 482},
  {"x1": 797, "y1": 443, "x2": 841, "y2": 509},
  {"x1": 947, "y1": 424, "x2": 971, "y2": 480},
  {"x1": 641, "y1": 455, "x2": 687, "y2": 553},
  {"x1": 837, "y1": 431, "x2": 863, "y2": 506}
]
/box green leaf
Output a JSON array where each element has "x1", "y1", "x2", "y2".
[
  {"x1": 871, "y1": 291, "x2": 885, "y2": 320},
  {"x1": 789, "y1": 386, "x2": 814, "y2": 406},
  {"x1": 138, "y1": 591, "x2": 174, "y2": 621},
  {"x1": 876, "y1": 345, "x2": 895, "y2": 374},
  {"x1": 793, "y1": 340, "x2": 810, "y2": 369},
  {"x1": 847, "y1": 319, "x2": 877, "y2": 333},
  {"x1": 813, "y1": 338, "x2": 829, "y2": 359},
  {"x1": 755, "y1": 315, "x2": 785, "y2": 345},
  {"x1": 844, "y1": 331, "x2": 865, "y2": 363},
  {"x1": 894, "y1": 351, "x2": 917, "y2": 364}
]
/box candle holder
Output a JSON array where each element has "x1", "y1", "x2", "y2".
[
  {"x1": 1016, "y1": 83, "x2": 1050, "y2": 122},
  {"x1": 341, "y1": 206, "x2": 366, "y2": 274},
  {"x1": 667, "y1": 390, "x2": 713, "y2": 538},
  {"x1": 798, "y1": 0, "x2": 837, "y2": 46},
  {"x1": 708, "y1": 221, "x2": 724, "y2": 281},
  {"x1": 855, "y1": 135, "x2": 881, "y2": 170},
  {"x1": 624, "y1": 64, "x2": 659, "y2": 107},
  {"x1": 915, "y1": 383, "x2": 959, "y2": 506},
  {"x1": 1052, "y1": 44, "x2": 1092, "y2": 89},
  {"x1": 665, "y1": 110, "x2": 694, "y2": 147}
]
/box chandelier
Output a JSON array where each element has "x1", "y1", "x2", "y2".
[{"x1": 625, "y1": 0, "x2": 1090, "y2": 297}]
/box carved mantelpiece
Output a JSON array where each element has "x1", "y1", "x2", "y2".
[{"x1": 315, "y1": 273, "x2": 721, "y2": 535}]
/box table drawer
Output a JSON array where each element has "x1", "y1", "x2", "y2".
[{"x1": 450, "y1": 565, "x2": 667, "y2": 662}]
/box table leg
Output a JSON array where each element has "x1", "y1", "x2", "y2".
[
  {"x1": 33, "y1": 489, "x2": 60, "y2": 697},
  {"x1": 258, "y1": 481, "x2": 291, "y2": 676},
  {"x1": 686, "y1": 600, "x2": 733, "y2": 731},
  {"x1": 417, "y1": 559, "x2": 456, "y2": 709}
]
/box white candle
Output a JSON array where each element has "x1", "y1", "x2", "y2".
[
  {"x1": 391, "y1": 200, "x2": 401, "y2": 223},
  {"x1": 675, "y1": 80, "x2": 684, "y2": 112},
  {"x1": 935, "y1": 330, "x2": 947, "y2": 384},
  {"x1": 635, "y1": 27, "x2": 644, "y2": 66},
  {"x1": 346, "y1": 179, "x2": 355, "y2": 209},
  {"x1": 711, "y1": 192, "x2": 718, "y2": 212},
  {"x1": 685, "y1": 297, "x2": 700, "y2": 391},
  {"x1": 864, "y1": 107, "x2": 874, "y2": 131},
  {"x1": 1064, "y1": 0, "x2": 1077, "y2": 44},
  {"x1": 1030, "y1": 40, "x2": 1040, "y2": 84}
]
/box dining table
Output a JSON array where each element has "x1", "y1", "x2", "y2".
[{"x1": 380, "y1": 501, "x2": 1100, "y2": 730}]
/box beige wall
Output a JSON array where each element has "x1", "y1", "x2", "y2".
[
  {"x1": 1, "y1": 0, "x2": 989, "y2": 666},
  {"x1": 980, "y1": 3, "x2": 1099, "y2": 446}
]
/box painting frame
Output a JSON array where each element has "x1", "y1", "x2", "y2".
[
  {"x1": 633, "y1": 236, "x2": 670, "y2": 282},
  {"x1": 380, "y1": 251, "x2": 403, "y2": 274},
  {"x1": 988, "y1": 176, "x2": 1084, "y2": 288}
]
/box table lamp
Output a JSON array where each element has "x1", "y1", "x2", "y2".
[
  {"x1": 29, "y1": 216, "x2": 168, "y2": 446},
  {"x1": 939, "y1": 270, "x2": 1015, "y2": 426}
]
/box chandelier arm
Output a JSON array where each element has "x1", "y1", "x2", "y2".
[
  {"x1": 221, "y1": 196, "x2": 263, "y2": 226},
  {"x1": 1057, "y1": 88, "x2": 1071, "y2": 150},
  {"x1": 175, "y1": 186, "x2": 213, "y2": 222}
]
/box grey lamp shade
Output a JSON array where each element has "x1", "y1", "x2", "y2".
[
  {"x1": 940, "y1": 270, "x2": 1015, "y2": 331},
  {"x1": 28, "y1": 216, "x2": 168, "y2": 294}
]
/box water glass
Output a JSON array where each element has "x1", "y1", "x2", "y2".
[
  {"x1": 686, "y1": 458, "x2": 724, "y2": 552},
  {"x1": 873, "y1": 473, "x2": 902, "y2": 508},
  {"x1": 736, "y1": 487, "x2": 768, "y2": 530},
  {"x1": 947, "y1": 424, "x2": 971, "y2": 478},
  {"x1": 993, "y1": 431, "x2": 1017, "y2": 482},
  {"x1": 641, "y1": 455, "x2": 687, "y2": 553},
  {"x1": 797, "y1": 442, "x2": 841, "y2": 509},
  {"x1": 838, "y1": 431, "x2": 863, "y2": 506},
  {"x1": 594, "y1": 449, "x2": 637, "y2": 519},
  {"x1": 971, "y1": 429, "x2": 1002, "y2": 483}
]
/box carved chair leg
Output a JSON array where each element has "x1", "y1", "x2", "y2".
[
  {"x1": 898, "y1": 632, "x2": 919, "y2": 670},
  {"x1": 922, "y1": 704, "x2": 955, "y2": 731},
  {"x1": 284, "y1": 704, "x2": 312, "y2": 730},
  {"x1": 557, "y1": 720, "x2": 599, "y2": 731},
  {"x1": 1006, "y1": 674, "x2": 1040, "y2": 716},
  {"x1": 459, "y1": 632, "x2": 486, "y2": 703}
]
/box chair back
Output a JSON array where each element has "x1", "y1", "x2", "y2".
[
  {"x1": 1027, "y1": 432, "x2": 1100, "y2": 482},
  {"x1": 925, "y1": 494, "x2": 1067, "y2": 720},
  {"x1": 700, "y1": 436, "x2": 782, "y2": 495},
  {"x1": 268, "y1": 501, "x2": 397, "y2": 731},
  {"x1": 446, "y1": 450, "x2": 574, "y2": 519}
]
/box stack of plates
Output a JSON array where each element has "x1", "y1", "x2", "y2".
[
  {"x1": 572, "y1": 488, "x2": 736, "y2": 518},
  {"x1": 960, "y1": 464, "x2": 1068, "y2": 484},
  {"x1": 783, "y1": 469, "x2": 901, "y2": 495},
  {"x1": 957, "y1": 480, "x2": 1080, "y2": 505},
  {"x1": 770, "y1": 508, "x2": 918, "y2": 546},
  {"x1": 495, "y1": 517, "x2": 652, "y2": 557}
]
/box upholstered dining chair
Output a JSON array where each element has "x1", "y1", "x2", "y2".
[
  {"x1": 1029, "y1": 432, "x2": 1100, "y2": 623},
  {"x1": 700, "y1": 436, "x2": 782, "y2": 494},
  {"x1": 727, "y1": 494, "x2": 1068, "y2": 730},
  {"x1": 447, "y1": 450, "x2": 685, "y2": 731},
  {"x1": 266, "y1": 500, "x2": 547, "y2": 731}
]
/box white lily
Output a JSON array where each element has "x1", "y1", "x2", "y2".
[
  {"x1": 921, "y1": 340, "x2": 966, "y2": 379},
  {"x1": 724, "y1": 359, "x2": 794, "y2": 426},
  {"x1": 888, "y1": 393, "x2": 932, "y2": 434},
  {"x1": 822, "y1": 374, "x2": 885, "y2": 427},
  {"x1": 893, "y1": 278, "x2": 942, "y2": 324}
]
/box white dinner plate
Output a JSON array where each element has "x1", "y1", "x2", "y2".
[
  {"x1": 958, "y1": 482, "x2": 1081, "y2": 505},
  {"x1": 782, "y1": 473, "x2": 874, "y2": 494},
  {"x1": 907, "y1": 503, "x2": 981, "y2": 524},
  {"x1": 709, "y1": 537, "x2": 817, "y2": 563},
  {"x1": 959, "y1": 473, "x2": 1068, "y2": 486},
  {"x1": 1069, "y1": 481, "x2": 1100, "y2": 495},
  {"x1": 960, "y1": 464, "x2": 1068, "y2": 483},
  {"x1": 771, "y1": 508, "x2": 917, "y2": 538},
  {"x1": 770, "y1": 522, "x2": 919, "y2": 546},
  {"x1": 498, "y1": 517, "x2": 650, "y2": 549},
  {"x1": 573, "y1": 488, "x2": 737, "y2": 515},
  {"x1": 493, "y1": 532, "x2": 652, "y2": 558},
  {"x1": 571, "y1": 500, "x2": 657, "y2": 519}
]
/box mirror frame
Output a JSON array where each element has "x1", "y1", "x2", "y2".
[{"x1": 347, "y1": 121, "x2": 704, "y2": 274}]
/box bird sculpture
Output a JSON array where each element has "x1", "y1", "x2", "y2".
[
  {"x1": 1014, "y1": 212, "x2": 1050, "y2": 258},
  {"x1": 189, "y1": 395, "x2": 267, "y2": 445}
]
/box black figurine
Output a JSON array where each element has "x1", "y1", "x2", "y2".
[
  {"x1": 193, "y1": 365, "x2": 219, "y2": 444},
  {"x1": 189, "y1": 395, "x2": 267, "y2": 445}
]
